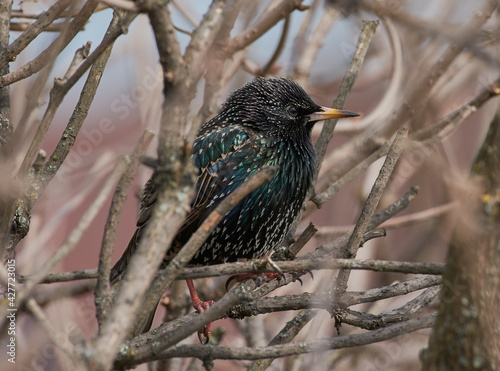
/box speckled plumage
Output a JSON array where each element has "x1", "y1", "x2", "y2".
[{"x1": 110, "y1": 77, "x2": 357, "y2": 282}]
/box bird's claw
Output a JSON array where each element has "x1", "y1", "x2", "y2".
[
  {"x1": 225, "y1": 276, "x2": 236, "y2": 291},
  {"x1": 306, "y1": 269, "x2": 314, "y2": 280},
  {"x1": 192, "y1": 298, "x2": 215, "y2": 343},
  {"x1": 198, "y1": 323, "x2": 211, "y2": 344},
  {"x1": 291, "y1": 270, "x2": 314, "y2": 285},
  {"x1": 226, "y1": 270, "x2": 314, "y2": 291}
]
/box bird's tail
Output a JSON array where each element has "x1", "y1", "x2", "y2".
[
  {"x1": 109, "y1": 227, "x2": 141, "y2": 283},
  {"x1": 109, "y1": 226, "x2": 160, "y2": 335},
  {"x1": 110, "y1": 173, "x2": 158, "y2": 283},
  {"x1": 134, "y1": 299, "x2": 161, "y2": 335},
  {"x1": 108, "y1": 173, "x2": 161, "y2": 334}
]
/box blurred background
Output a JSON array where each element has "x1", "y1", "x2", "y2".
[{"x1": 2, "y1": 0, "x2": 499, "y2": 370}]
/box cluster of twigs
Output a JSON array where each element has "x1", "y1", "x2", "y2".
[{"x1": 0, "y1": 1, "x2": 499, "y2": 370}]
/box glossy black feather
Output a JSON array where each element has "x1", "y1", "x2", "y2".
[{"x1": 110, "y1": 78, "x2": 326, "y2": 281}]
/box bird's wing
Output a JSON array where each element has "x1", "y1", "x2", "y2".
[
  {"x1": 171, "y1": 126, "x2": 256, "y2": 245},
  {"x1": 193, "y1": 126, "x2": 252, "y2": 205},
  {"x1": 111, "y1": 124, "x2": 258, "y2": 280}
]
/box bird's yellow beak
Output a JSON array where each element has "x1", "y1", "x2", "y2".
[{"x1": 308, "y1": 106, "x2": 360, "y2": 122}]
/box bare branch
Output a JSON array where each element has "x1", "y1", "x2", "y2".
[
  {"x1": 0, "y1": 0, "x2": 72, "y2": 68},
  {"x1": 334, "y1": 128, "x2": 408, "y2": 297},
  {"x1": 101, "y1": 0, "x2": 138, "y2": 11},
  {"x1": 288, "y1": 222, "x2": 317, "y2": 256},
  {"x1": 0, "y1": 0, "x2": 100, "y2": 88},
  {"x1": 309, "y1": 186, "x2": 419, "y2": 259},
  {"x1": 315, "y1": 202, "x2": 457, "y2": 238},
  {"x1": 0, "y1": 156, "x2": 128, "y2": 327},
  {"x1": 25, "y1": 298, "x2": 87, "y2": 371},
  {"x1": 313, "y1": 20, "x2": 378, "y2": 182},
  {"x1": 29, "y1": 258, "x2": 444, "y2": 285},
  {"x1": 95, "y1": 130, "x2": 154, "y2": 329},
  {"x1": 0, "y1": 0, "x2": 13, "y2": 258},
  {"x1": 121, "y1": 315, "x2": 435, "y2": 364},
  {"x1": 114, "y1": 287, "x2": 252, "y2": 369},
  {"x1": 260, "y1": 14, "x2": 290, "y2": 76},
  {"x1": 17, "y1": 9, "x2": 136, "y2": 181},
  {"x1": 342, "y1": 286, "x2": 440, "y2": 329},
  {"x1": 247, "y1": 309, "x2": 318, "y2": 371},
  {"x1": 228, "y1": 275, "x2": 442, "y2": 318},
  {"x1": 225, "y1": 0, "x2": 306, "y2": 55},
  {"x1": 320, "y1": 1, "x2": 498, "y2": 193},
  {"x1": 292, "y1": 4, "x2": 340, "y2": 85},
  {"x1": 313, "y1": 142, "x2": 390, "y2": 207},
  {"x1": 411, "y1": 75, "x2": 500, "y2": 143}
]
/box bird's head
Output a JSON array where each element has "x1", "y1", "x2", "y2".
[{"x1": 220, "y1": 77, "x2": 359, "y2": 137}]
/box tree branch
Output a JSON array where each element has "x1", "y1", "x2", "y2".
[
  {"x1": 121, "y1": 315, "x2": 435, "y2": 364},
  {"x1": 94, "y1": 130, "x2": 154, "y2": 330},
  {"x1": 0, "y1": 0, "x2": 100, "y2": 88},
  {"x1": 0, "y1": 0, "x2": 72, "y2": 68}
]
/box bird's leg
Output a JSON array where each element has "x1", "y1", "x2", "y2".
[{"x1": 186, "y1": 279, "x2": 215, "y2": 343}]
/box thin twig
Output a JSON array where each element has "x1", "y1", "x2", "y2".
[
  {"x1": 95, "y1": 130, "x2": 154, "y2": 330},
  {"x1": 31, "y1": 11, "x2": 121, "y2": 197},
  {"x1": 225, "y1": 0, "x2": 306, "y2": 55},
  {"x1": 260, "y1": 14, "x2": 290, "y2": 76},
  {"x1": 0, "y1": 0, "x2": 72, "y2": 68},
  {"x1": 0, "y1": 157, "x2": 129, "y2": 328},
  {"x1": 313, "y1": 142, "x2": 390, "y2": 207},
  {"x1": 342, "y1": 285, "x2": 440, "y2": 330},
  {"x1": 32, "y1": 280, "x2": 96, "y2": 307},
  {"x1": 335, "y1": 128, "x2": 408, "y2": 297},
  {"x1": 315, "y1": 202, "x2": 456, "y2": 238},
  {"x1": 335, "y1": 16, "x2": 404, "y2": 134},
  {"x1": 229, "y1": 275, "x2": 442, "y2": 318},
  {"x1": 114, "y1": 288, "x2": 252, "y2": 369},
  {"x1": 28, "y1": 258, "x2": 444, "y2": 284},
  {"x1": 60, "y1": 42, "x2": 91, "y2": 81},
  {"x1": 9, "y1": 4, "x2": 108, "y2": 20},
  {"x1": 188, "y1": 1, "x2": 244, "y2": 141},
  {"x1": 17, "y1": 9, "x2": 136, "y2": 180},
  {"x1": 318, "y1": 1, "x2": 497, "y2": 199},
  {"x1": 0, "y1": 0, "x2": 100, "y2": 87},
  {"x1": 9, "y1": 21, "x2": 71, "y2": 32},
  {"x1": 364, "y1": 1, "x2": 500, "y2": 67},
  {"x1": 25, "y1": 297, "x2": 86, "y2": 370},
  {"x1": 101, "y1": 0, "x2": 138, "y2": 11},
  {"x1": 309, "y1": 186, "x2": 419, "y2": 259},
  {"x1": 290, "y1": 0, "x2": 321, "y2": 72},
  {"x1": 247, "y1": 309, "x2": 318, "y2": 371},
  {"x1": 288, "y1": 222, "x2": 317, "y2": 256},
  {"x1": 118, "y1": 315, "x2": 435, "y2": 364},
  {"x1": 411, "y1": 75, "x2": 500, "y2": 143},
  {"x1": 313, "y1": 20, "x2": 379, "y2": 182},
  {"x1": 292, "y1": 4, "x2": 340, "y2": 85}
]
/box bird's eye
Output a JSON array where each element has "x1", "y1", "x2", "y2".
[{"x1": 286, "y1": 105, "x2": 298, "y2": 117}]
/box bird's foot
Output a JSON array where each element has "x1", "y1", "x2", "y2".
[
  {"x1": 192, "y1": 297, "x2": 215, "y2": 313},
  {"x1": 186, "y1": 279, "x2": 215, "y2": 344},
  {"x1": 225, "y1": 270, "x2": 313, "y2": 290},
  {"x1": 191, "y1": 297, "x2": 215, "y2": 343}
]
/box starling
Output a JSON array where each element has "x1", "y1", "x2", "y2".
[{"x1": 110, "y1": 77, "x2": 359, "y2": 338}]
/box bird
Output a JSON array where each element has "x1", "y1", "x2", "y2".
[{"x1": 110, "y1": 77, "x2": 359, "y2": 340}]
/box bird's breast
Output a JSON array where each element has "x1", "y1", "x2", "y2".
[{"x1": 191, "y1": 136, "x2": 316, "y2": 265}]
